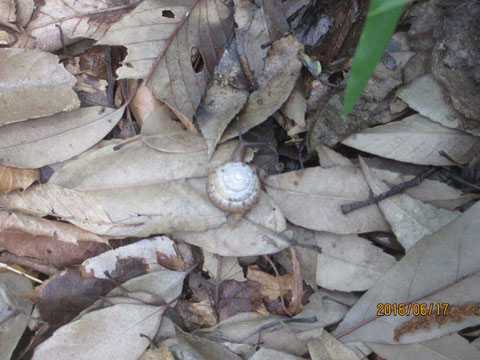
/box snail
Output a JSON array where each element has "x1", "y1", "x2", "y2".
[{"x1": 206, "y1": 119, "x2": 269, "y2": 213}]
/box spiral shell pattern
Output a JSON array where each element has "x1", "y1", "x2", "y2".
[{"x1": 207, "y1": 162, "x2": 260, "y2": 213}]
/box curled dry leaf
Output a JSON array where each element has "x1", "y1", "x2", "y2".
[
  {"x1": 0, "y1": 165, "x2": 38, "y2": 193},
  {"x1": 98, "y1": 0, "x2": 234, "y2": 132},
  {"x1": 334, "y1": 201, "x2": 480, "y2": 344},
  {"x1": 264, "y1": 166, "x2": 390, "y2": 234},
  {"x1": 341, "y1": 114, "x2": 480, "y2": 166},
  {"x1": 0, "y1": 49, "x2": 79, "y2": 125},
  {"x1": 0, "y1": 105, "x2": 126, "y2": 168},
  {"x1": 221, "y1": 35, "x2": 303, "y2": 141},
  {"x1": 359, "y1": 157, "x2": 460, "y2": 250},
  {"x1": 129, "y1": 81, "x2": 165, "y2": 127}
]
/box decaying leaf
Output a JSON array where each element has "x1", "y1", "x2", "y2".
[
  {"x1": 247, "y1": 266, "x2": 294, "y2": 302},
  {"x1": 203, "y1": 251, "x2": 245, "y2": 282},
  {"x1": 250, "y1": 348, "x2": 304, "y2": 360},
  {"x1": 23, "y1": 0, "x2": 136, "y2": 51},
  {"x1": 221, "y1": 35, "x2": 303, "y2": 140},
  {"x1": 0, "y1": 49, "x2": 80, "y2": 125},
  {"x1": 99, "y1": 0, "x2": 234, "y2": 131},
  {"x1": 0, "y1": 105, "x2": 126, "y2": 168},
  {"x1": 0, "y1": 165, "x2": 38, "y2": 193},
  {"x1": 334, "y1": 201, "x2": 480, "y2": 344},
  {"x1": 0, "y1": 273, "x2": 33, "y2": 360},
  {"x1": 360, "y1": 157, "x2": 459, "y2": 250},
  {"x1": 341, "y1": 114, "x2": 480, "y2": 166},
  {"x1": 307, "y1": 332, "x2": 361, "y2": 360},
  {"x1": 265, "y1": 166, "x2": 390, "y2": 234}
]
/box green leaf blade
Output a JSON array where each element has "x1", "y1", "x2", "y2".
[{"x1": 343, "y1": 0, "x2": 409, "y2": 116}]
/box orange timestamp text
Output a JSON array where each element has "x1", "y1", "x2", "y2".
[{"x1": 377, "y1": 303, "x2": 450, "y2": 317}]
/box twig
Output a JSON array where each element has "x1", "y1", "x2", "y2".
[
  {"x1": 104, "y1": 45, "x2": 115, "y2": 108},
  {"x1": 440, "y1": 170, "x2": 480, "y2": 192},
  {"x1": 341, "y1": 168, "x2": 437, "y2": 214},
  {"x1": 438, "y1": 150, "x2": 467, "y2": 168},
  {"x1": 0, "y1": 262, "x2": 43, "y2": 283},
  {"x1": 1, "y1": 252, "x2": 58, "y2": 276}
]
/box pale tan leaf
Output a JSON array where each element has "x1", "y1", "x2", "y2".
[
  {"x1": 341, "y1": 114, "x2": 480, "y2": 166},
  {"x1": 98, "y1": 0, "x2": 234, "y2": 131},
  {"x1": 315, "y1": 145, "x2": 354, "y2": 168},
  {"x1": 281, "y1": 88, "x2": 307, "y2": 128},
  {"x1": 141, "y1": 347, "x2": 175, "y2": 360},
  {"x1": 369, "y1": 334, "x2": 480, "y2": 360},
  {"x1": 49, "y1": 139, "x2": 239, "y2": 191},
  {"x1": 221, "y1": 35, "x2": 303, "y2": 141},
  {"x1": 397, "y1": 74, "x2": 479, "y2": 133},
  {"x1": 32, "y1": 303, "x2": 163, "y2": 360},
  {"x1": 0, "y1": 211, "x2": 107, "y2": 245},
  {"x1": 203, "y1": 251, "x2": 245, "y2": 282},
  {"x1": 15, "y1": 0, "x2": 35, "y2": 27},
  {"x1": 0, "y1": 49, "x2": 79, "y2": 125},
  {"x1": 0, "y1": 105, "x2": 126, "y2": 168},
  {"x1": 249, "y1": 348, "x2": 304, "y2": 360},
  {"x1": 308, "y1": 332, "x2": 361, "y2": 360},
  {"x1": 23, "y1": 0, "x2": 134, "y2": 51},
  {"x1": 197, "y1": 40, "x2": 249, "y2": 157},
  {"x1": 0, "y1": 166, "x2": 38, "y2": 193},
  {"x1": 0, "y1": 273, "x2": 33, "y2": 360},
  {"x1": 360, "y1": 157, "x2": 459, "y2": 250},
  {"x1": 265, "y1": 167, "x2": 390, "y2": 234},
  {"x1": 130, "y1": 81, "x2": 165, "y2": 127},
  {"x1": 0, "y1": 183, "x2": 114, "y2": 233},
  {"x1": 314, "y1": 232, "x2": 396, "y2": 292},
  {"x1": 175, "y1": 187, "x2": 289, "y2": 256},
  {"x1": 0, "y1": 0, "x2": 16, "y2": 25},
  {"x1": 333, "y1": 201, "x2": 480, "y2": 344},
  {"x1": 142, "y1": 109, "x2": 207, "y2": 153}
]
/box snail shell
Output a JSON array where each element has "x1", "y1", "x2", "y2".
[{"x1": 207, "y1": 162, "x2": 260, "y2": 213}]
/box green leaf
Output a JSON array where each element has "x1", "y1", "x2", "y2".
[
  {"x1": 299, "y1": 51, "x2": 322, "y2": 78},
  {"x1": 343, "y1": 0, "x2": 410, "y2": 116}
]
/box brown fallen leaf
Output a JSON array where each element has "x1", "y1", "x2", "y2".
[
  {"x1": 130, "y1": 81, "x2": 166, "y2": 127},
  {"x1": 265, "y1": 166, "x2": 390, "y2": 234},
  {"x1": 0, "y1": 166, "x2": 38, "y2": 193},
  {"x1": 341, "y1": 114, "x2": 480, "y2": 166},
  {"x1": 99, "y1": 0, "x2": 234, "y2": 132},
  {"x1": 22, "y1": 0, "x2": 137, "y2": 51},
  {"x1": 247, "y1": 266, "x2": 294, "y2": 303},
  {"x1": 0, "y1": 105, "x2": 126, "y2": 168},
  {"x1": 176, "y1": 286, "x2": 217, "y2": 329},
  {"x1": 0, "y1": 49, "x2": 80, "y2": 125},
  {"x1": 359, "y1": 157, "x2": 459, "y2": 250},
  {"x1": 221, "y1": 35, "x2": 303, "y2": 140},
  {"x1": 334, "y1": 200, "x2": 480, "y2": 344}
]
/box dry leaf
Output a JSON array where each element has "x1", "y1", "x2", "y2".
[
  {"x1": 32, "y1": 303, "x2": 164, "y2": 360},
  {"x1": 221, "y1": 35, "x2": 303, "y2": 141},
  {"x1": 22, "y1": 0, "x2": 135, "y2": 51},
  {"x1": 141, "y1": 347, "x2": 176, "y2": 360},
  {"x1": 0, "y1": 49, "x2": 80, "y2": 125},
  {"x1": 98, "y1": 0, "x2": 234, "y2": 132},
  {"x1": 247, "y1": 266, "x2": 294, "y2": 302},
  {"x1": 265, "y1": 167, "x2": 390, "y2": 234},
  {"x1": 129, "y1": 81, "x2": 165, "y2": 127},
  {"x1": 249, "y1": 348, "x2": 304, "y2": 360},
  {"x1": 15, "y1": 0, "x2": 34, "y2": 27},
  {"x1": 281, "y1": 88, "x2": 307, "y2": 128},
  {"x1": 360, "y1": 157, "x2": 460, "y2": 250},
  {"x1": 341, "y1": 114, "x2": 480, "y2": 166},
  {"x1": 142, "y1": 110, "x2": 207, "y2": 153},
  {"x1": 0, "y1": 166, "x2": 38, "y2": 193},
  {"x1": 0, "y1": 273, "x2": 33, "y2": 360},
  {"x1": 307, "y1": 332, "x2": 361, "y2": 360},
  {"x1": 0, "y1": 210, "x2": 107, "y2": 245},
  {"x1": 203, "y1": 251, "x2": 245, "y2": 282},
  {"x1": 397, "y1": 74, "x2": 479, "y2": 133},
  {"x1": 50, "y1": 138, "x2": 239, "y2": 191},
  {"x1": 315, "y1": 145, "x2": 354, "y2": 168},
  {"x1": 333, "y1": 201, "x2": 480, "y2": 344},
  {"x1": 369, "y1": 333, "x2": 480, "y2": 360},
  {"x1": 0, "y1": 105, "x2": 126, "y2": 168}
]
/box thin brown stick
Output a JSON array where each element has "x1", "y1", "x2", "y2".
[{"x1": 341, "y1": 168, "x2": 437, "y2": 214}]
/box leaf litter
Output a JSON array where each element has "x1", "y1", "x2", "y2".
[{"x1": 0, "y1": 0, "x2": 479, "y2": 359}]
